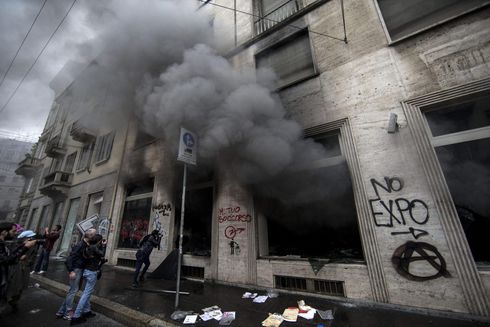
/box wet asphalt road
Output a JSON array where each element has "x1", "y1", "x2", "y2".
[{"x1": 1, "y1": 285, "x2": 125, "y2": 327}]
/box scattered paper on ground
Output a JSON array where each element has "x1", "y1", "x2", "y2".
[
  {"x1": 199, "y1": 312, "x2": 213, "y2": 321},
  {"x1": 202, "y1": 305, "x2": 221, "y2": 312},
  {"x1": 298, "y1": 308, "x2": 316, "y2": 320},
  {"x1": 282, "y1": 307, "x2": 299, "y2": 322},
  {"x1": 183, "y1": 314, "x2": 198, "y2": 324},
  {"x1": 253, "y1": 295, "x2": 269, "y2": 303},
  {"x1": 219, "y1": 311, "x2": 236, "y2": 325},
  {"x1": 242, "y1": 292, "x2": 258, "y2": 298},
  {"x1": 317, "y1": 309, "x2": 334, "y2": 320},
  {"x1": 262, "y1": 313, "x2": 284, "y2": 327},
  {"x1": 298, "y1": 300, "x2": 312, "y2": 311}
]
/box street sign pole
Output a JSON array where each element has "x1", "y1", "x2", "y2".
[{"x1": 175, "y1": 162, "x2": 187, "y2": 309}]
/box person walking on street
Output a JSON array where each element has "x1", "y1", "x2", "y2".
[
  {"x1": 132, "y1": 229, "x2": 160, "y2": 287},
  {"x1": 0, "y1": 222, "x2": 37, "y2": 316},
  {"x1": 70, "y1": 234, "x2": 106, "y2": 325},
  {"x1": 55, "y1": 228, "x2": 96, "y2": 320},
  {"x1": 31, "y1": 224, "x2": 62, "y2": 275}
]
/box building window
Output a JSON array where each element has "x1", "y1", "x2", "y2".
[
  {"x1": 256, "y1": 29, "x2": 315, "y2": 89},
  {"x1": 424, "y1": 92, "x2": 490, "y2": 264},
  {"x1": 175, "y1": 168, "x2": 214, "y2": 257},
  {"x1": 77, "y1": 143, "x2": 93, "y2": 171},
  {"x1": 94, "y1": 132, "x2": 115, "y2": 163},
  {"x1": 375, "y1": 0, "x2": 489, "y2": 43},
  {"x1": 0, "y1": 175, "x2": 5, "y2": 182},
  {"x1": 59, "y1": 198, "x2": 81, "y2": 254},
  {"x1": 85, "y1": 191, "x2": 103, "y2": 219},
  {"x1": 118, "y1": 178, "x2": 154, "y2": 249},
  {"x1": 255, "y1": 0, "x2": 303, "y2": 34},
  {"x1": 257, "y1": 130, "x2": 364, "y2": 261},
  {"x1": 36, "y1": 205, "x2": 51, "y2": 233},
  {"x1": 64, "y1": 152, "x2": 77, "y2": 173},
  {"x1": 28, "y1": 208, "x2": 38, "y2": 230}
]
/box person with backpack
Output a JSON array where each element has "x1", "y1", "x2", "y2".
[
  {"x1": 132, "y1": 229, "x2": 160, "y2": 287},
  {"x1": 70, "y1": 234, "x2": 106, "y2": 325}
]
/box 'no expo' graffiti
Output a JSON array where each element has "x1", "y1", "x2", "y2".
[{"x1": 369, "y1": 177, "x2": 450, "y2": 281}]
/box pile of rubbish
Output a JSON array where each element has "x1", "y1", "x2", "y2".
[
  {"x1": 261, "y1": 300, "x2": 334, "y2": 327},
  {"x1": 171, "y1": 305, "x2": 235, "y2": 325},
  {"x1": 170, "y1": 291, "x2": 334, "y2": 326}
]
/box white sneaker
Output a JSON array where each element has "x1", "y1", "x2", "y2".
[
  {"x1": 30, "y1": 271, "x2": 36, "y2": 275},
  {"x1": 39, "y1": 270, "x2": 45, "y2": 274}
]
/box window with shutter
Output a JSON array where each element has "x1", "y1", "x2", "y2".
[
  {"x1": 256, "y1": 30, "x2": 315, "y2": 88},
  {"x1": 94, "y1": 132, "x2": 115, "y2": 163},
  {"x1": 375, "y1": 0, "x2": 489, "y2": 43}
]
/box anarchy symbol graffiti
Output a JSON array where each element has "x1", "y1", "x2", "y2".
[
  {"x1": 224, "y1": 226, "x2": 245, "y2": 239},
  {"x1": 392, "y1": 241, "x2": 451, "y2": 281}
]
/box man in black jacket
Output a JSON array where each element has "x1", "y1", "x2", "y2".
[
  {"x1": 55, "y1": 228, "x2": 96, "y2": 320},
  {"x1": 0, "y1": 222, "x2": 37, "y2": 315},
  {"x1": 132, "y1": 229, "x2": 160, "y2": 287}
]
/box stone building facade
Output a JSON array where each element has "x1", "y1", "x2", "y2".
[
  {"x1": 0, "y1": 138, "x2": 32, "y2": 220},
  {"x1": 16, "y1": 0, "x2": 490, "y2": 317}
]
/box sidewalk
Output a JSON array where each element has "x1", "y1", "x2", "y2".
[{"x1": 32, "y1": 259, "x2": 490, "y2": 327}]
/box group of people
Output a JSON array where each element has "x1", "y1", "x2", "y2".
[
  {"x1": 1, "y1": 219, "x2": 161, "y2": 325},
  {"x1": 0, "y1": 221, "x2": 61, "y2": 316}
]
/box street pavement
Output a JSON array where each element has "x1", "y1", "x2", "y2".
[
  {"x1": 28, "y1": 259, "x2": 490, "y2": 327},
  {"x1": 1, "y1": 284, "x2": 125, "y2": 327}
]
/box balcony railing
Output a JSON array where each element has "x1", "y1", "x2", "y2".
[
  {"x1": 15, "y1": 156, "x2": 40, "y2": 177},
  {"x1": 70, "y1": 120, "x2": 96, "y2": 143},
  {"x1": 254, "y1": 0, "x2": 303, "y2": 35},
  {"x1": 39, "y1": 171, "x2": 73, "y2": 198},
  {"x1": 45, "y1": 134, "x2": 66, "y2": 157}
]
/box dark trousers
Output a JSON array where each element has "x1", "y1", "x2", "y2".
[
  {"x1": 133, "y1": 255, "x2": 150, "y2": 284},
  {"x1": 34, "y1": 248, "x2": 51, "y2": 272}
]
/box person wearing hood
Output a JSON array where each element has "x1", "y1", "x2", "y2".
[{"x1": 132, "y1": 229, "x2": 160, "y2": 287}]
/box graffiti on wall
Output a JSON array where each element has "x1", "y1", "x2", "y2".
[
  {"x1": 392, "y1": 241, "x2": 450, "y2": 281},
  {"x1": 368, "y1": 177, "x2": 430, "y2": 238},
  {"x1": 152, "y1": 203, "x2": 171, "y2": 249},
  {"x1": 218, "y1": 206, "x2": 250, "y2": 256},
  {"x1": 369, "y1": 177, "x2": 450, "y2": 281},
  {"x1": 218, "y1": 206, "x2": 251, "y2": 223}
]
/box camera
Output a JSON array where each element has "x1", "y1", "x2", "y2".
[{"x1": 28, "y1": 234, "x2": 46, "y2": 244}]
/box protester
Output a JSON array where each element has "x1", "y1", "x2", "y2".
[
  {"x1": 31, "y1": 224, "x2": 62, "y2": 275},
  {"x1": 70, "y1": 234, "x2": 106, "y2": 325},
  {"x1": 6, "y1": 230, "x2": 38, "y2": 312},
  {"x1": 0, "y1": 222, "x2": 37, "y2": 316},
  {"x1": 56, "y1": 228, "x2": 97, "y2": 320},
  {"x1": 132, "y1": 229, "x2": 160, "y2": 287}
]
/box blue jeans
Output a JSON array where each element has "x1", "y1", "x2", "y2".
[
  {"x1": 56, "y1": 268, "x2": 83, "y2": 315},
  {"x1": 34, "y1": 248, "x2": 50, "y2": 272},
  {"x1": 73, "y1": 269, "x2": 98, "y2": 318}
]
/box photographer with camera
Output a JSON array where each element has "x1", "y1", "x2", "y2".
[
  {"x1": 30, "y1": 224, "x2": 62, "y2": 275},
  {"x1": 132, "y1": 229, "x2": 161, "y2": 288},
  {"x1": 0, "y1": 222, "x2": 37, "y2": 316}
]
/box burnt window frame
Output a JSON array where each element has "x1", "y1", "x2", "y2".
[
  {"x1": 256, "y1": 125, "x2": 365, "y2": 262},
  {"x1": 117, "y1": 178, "x2": 155, "y2": 250}
]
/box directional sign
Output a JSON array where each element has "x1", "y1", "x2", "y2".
[{"x1": 177, "y1": 127, "x2": 197, "y2": 165}]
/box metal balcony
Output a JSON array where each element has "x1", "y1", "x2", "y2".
[
  {"x1": 45, "y1": 134, "x2": 66, "y2": 157},
  {"x1": 254, "y1": 0, "x2": 303, "y2": 35},
  {"x1": 70, "y1": 120, "x2": 96, "y2": 143},
  {"x1": 39, "y1": 171, "x2": 73, "y2": 198},
  {"x1": 15, "y1": 156, "x2": 40, "y2": 177}
]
